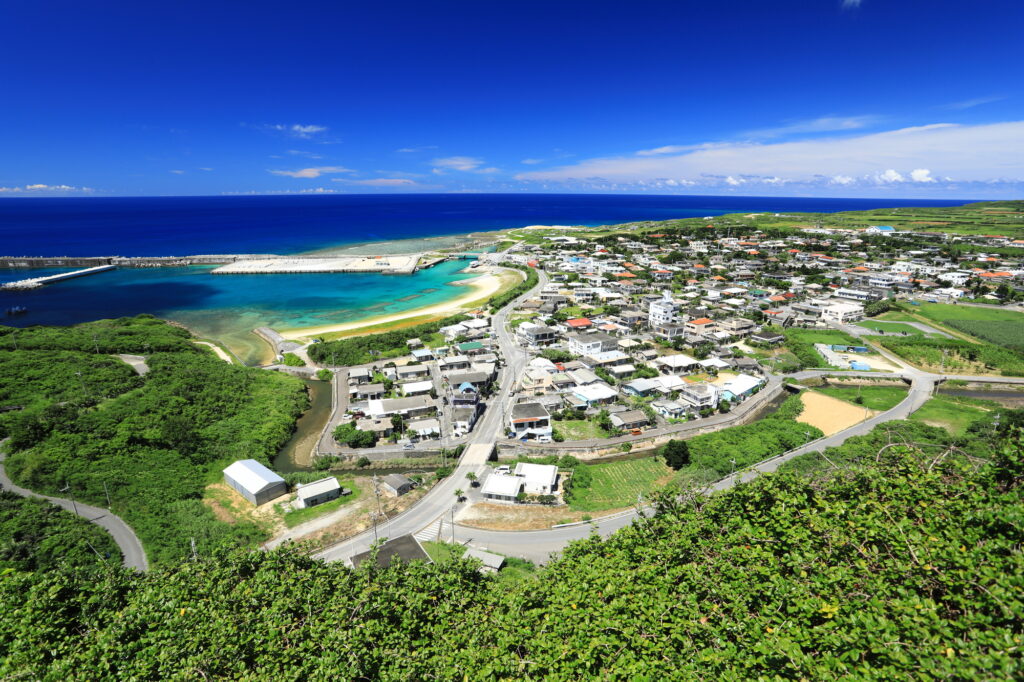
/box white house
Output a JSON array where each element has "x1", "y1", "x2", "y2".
[
  {"x1": 821, "y1": 301, "x2": 865, "y2": 324},
  {"x1": 294, "y1": 477, "x2": 343, "y2": 509},
  {"x1": 648, "y1": 291, "x2": 679, "y2": 327}
]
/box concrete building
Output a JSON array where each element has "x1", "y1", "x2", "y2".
[
  {"x1": 509, "y1": 401, "x2": 552, "y2": 439},
  {"x1": 294, "y1": 477, "x2": 343, "y2": 509},
  {"x1": 822, "y1": 301, "x2": 865, "y2": 324},
  {"x1": 515, "y1": 462, "x2": 559, "y2": 495},
  {"x1": 567, "y1": 331, "x2": 618, "y2": 357},
  {"x1": 223, "y1": 459, "x2": 288, "y2": 506},
  {"x1": 648, "y1": 291, "x2": 679, "y2": 327}
]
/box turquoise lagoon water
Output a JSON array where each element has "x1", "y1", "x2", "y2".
[{"x1": 0, "y1": 259, "x2": 480, "y2": 364}]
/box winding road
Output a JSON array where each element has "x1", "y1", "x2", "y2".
[{"x1": 0, "y1": 452, "x2": 149, "y2": 571}]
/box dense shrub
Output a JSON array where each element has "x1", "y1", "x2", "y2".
[
  {"x1": 0, "y1": 491, "x2": 121, "y2": 571},
  {"x1": 1, "y1": 432, "x2": 1021, "y2": 679},
  {"x1": 878, "y1": 335, "x2": 1024, "y2": 376},
  {"x1": 3, "y1": 321, "x2": 308, "y2": 566},
  {"x1": 308, "y1": 314, "x2": 471, "y2": 366}
]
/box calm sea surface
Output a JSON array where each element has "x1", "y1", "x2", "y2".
[{"x1": 0, "y1": 194, "x2": 970, "y2": 363}]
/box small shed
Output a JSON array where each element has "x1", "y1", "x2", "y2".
[
  {"x1": 223, "y1": 459, "x2": 287, "y2": 506},
  {"x1": 351, "y1": 534, "x2": 431, "y2": 569},
  {"x1": 463, "y1": 547, "x2": 506, "y2": 573},
  {"x1": 294, "y1": 477, "x2": 343, "y2": 509},
  {"x1": 380, "y1": 474, "x2": 415, "y2": 497}
]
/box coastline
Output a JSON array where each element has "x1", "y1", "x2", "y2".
[{"x1": 276, "y1": 266, "x2": 524, "y2": 341}]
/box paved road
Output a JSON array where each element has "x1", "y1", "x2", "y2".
[
  {"x1": 314, "y1": 267, "x2": 546, "y2": 564},
  {"x1": 0, "y1": 452, "x2": 149, "y2": 571}
]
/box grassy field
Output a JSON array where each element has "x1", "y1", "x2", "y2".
[
  {"x1": 553, "y1": 419, "x2": 609, "y2": 441},
  {"x1": 814, "y1": 384, "x2": 909, "y2": 411},
  {"x1": 567, "y1": 457, "x2": 673, "y2": 512},
  {"x1": 282, "y1": 480, "x2": 362, "y2": 528},
  {"x1": 855, "y1": 320, "x2": 930, "y2": 336},
  {"x1": 909, "y1": 394, "x2": 995, "y2": 436},
  {"x1": 782, "y1": 328, "x2": 860, "y2": 368}
]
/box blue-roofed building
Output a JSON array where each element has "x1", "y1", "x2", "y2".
[
  {"x1": 866, "y1": 225, "x2": 896, "y2": 236},
  {"x1": 850, "y1": 361, "x2": 871, "y2": 371}
]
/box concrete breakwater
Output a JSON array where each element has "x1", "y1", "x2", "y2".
[
  {"x1": 0, "y1": 252, "x2": 455, "y2": 275},
  {"x1": 1, "y1": 264, "x2": 117, "y2": 290}
]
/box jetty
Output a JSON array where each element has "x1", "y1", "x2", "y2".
[
  {"x1": 211, "y1": 254, "x2": 422, "y2": 275},
  {"x1": 1, "y1": 264, "x2": 116, "y2": 290}
]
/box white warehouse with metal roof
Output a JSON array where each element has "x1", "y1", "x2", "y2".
[{"x1": 223, "y1": 459, "x2": 288, "y2": 506}]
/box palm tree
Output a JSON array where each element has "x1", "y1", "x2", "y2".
[
  {"x1": 454, "y1": 488, "x2": 465, "y2": 502},
  {"x1": 465, "y1": 472, "x2": 478, "y2": 487}
]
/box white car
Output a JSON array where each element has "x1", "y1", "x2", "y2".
[{"x1": 536, "y1": 435, "x2": 552, "y2": 443}]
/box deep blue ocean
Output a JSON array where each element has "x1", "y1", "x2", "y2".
[
  {"x1": 0, "y1": 194, "x2": 971, "y2": 363},
  {"x1": 0, "y1": 194, "x2": 971, "y2": 257}
]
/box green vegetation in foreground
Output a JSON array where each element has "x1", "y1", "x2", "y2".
[
  {"x1": 0, "y1": 491, "x2": 121, "y2": 572},
  {"x1": 281, "y1": 481, "x2": 362, "y2": 528},
  {"x1": 779, "y1": 327, "x2": 860, "y2": 369},
  {"x1": 814, "y1": 384, "x2": 909, "y2": 411},
  {"x1": 2, "y1": 424, "x2": 1021, "y2": 678},
  {"x1": 910, "y1": 394, "x2": 997, "y2": 436},
  {"x1": 913, "y1": 303, "x2": 1024, "y2": 353},
  {"x1": 422, "y1": 541, "x2": 538, "y2": 584},
  {"x1": 565, "y1": 457, "x2": 671, "y2": 512},
  {"x1": 0, "y1": 316, "x2": 308, "y2": 566},
  {"x1": 875, "y1": 334, "x2": 1024, "y2": 376}
]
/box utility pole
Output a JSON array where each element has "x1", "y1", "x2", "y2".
[
  {"x1": 60, "y1": 483, "x2": 78, "y2": 515},
  {"x1": 372, "y1": 476, "x2": 384, "y2": 520},
  {"x1": 451, "y1": 505, "x2": 456, "y2": 543},
  {"x1": 86, "y1": 541, "x2": 105, "y2": 562},
  {"x1": 103, "y1": 480, "x2": 111, "y2": 507},
  {"x1": 190, "y1": 537, "x2": 198, "y2": 561}
]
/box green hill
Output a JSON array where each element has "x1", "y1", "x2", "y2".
[{"x1": 2, "y1": 423, "x2": 1020, "y2": 679}]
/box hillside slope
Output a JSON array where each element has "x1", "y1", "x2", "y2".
[{"x1": 2, "y1": 430, "x2": 1020, "y2": 679}]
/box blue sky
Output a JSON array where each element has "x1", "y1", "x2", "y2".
[{"x1": 1, "y1": 0, "x2": 1021, "y2": 198}]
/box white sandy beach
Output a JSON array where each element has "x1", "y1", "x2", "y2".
[{"x1": 277, "y1": 267, "x2": 522, "y2": 340}]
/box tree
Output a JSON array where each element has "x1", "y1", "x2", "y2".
[
  {"x1": 661, "y1": 439, "x2": 691, "y2": 470},
  {"x1": 315, "y1": 368, "x2": 333, "y2": 382},
  {"x1": 454, "y1": 489, "x2": 465, "y2": 502},
  {"x1": 355, "y1": 456, "x2": 371, "y2": 468},
  {"x1": 281, "y1": 353, "x2": 305, "y2": 367},
  {"x1": 465, "y1": 472, "x2": 478, "y2": 487}
]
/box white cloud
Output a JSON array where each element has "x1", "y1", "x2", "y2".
[
  {"x1": 256, "y1": 123, "x2": 329, "y2": 139},
  {"x1": 841, "y1": 0, "x2": 862, "y2": 8},
  {"x1": 876, "y1": 169, "x2": 905, "y2": 183},
  {"x1": 742, "y1": 115, "x2": 878, "y2": 139},
  {"x1": 396, "y1": 145, "x2": 438, "y2": 153},
  {"x1": 198, "y1": 167, "x2": 213, "y2": 171},
  {"x1": 169, "y1": 170, "x2": 186, "y2": 175},
  {"x1": 0, "y1": 184, "x2": 92, "y2": 194},
  {"x1": 910, "y1": 168, "x2": 936, "y2": 183},
  {"x1": 431, "y1": 156, "x2": 486, "y2": 172},
  {"x1": 520, "y1": 158, "x2": 544, "y2": 165},
  {"x1": 267, "y1": 166, "x2": 354, "y2": 178},
  {"x1": 286, "y1": 149, "x2": 324, "y2": 159},
  {"x1": 940, "y1": 95, "x2": 1005, "y2": 110},
  {"x1": 516, "y1": 121, "x2": 1024, "y2": 191},
  {"x1": 725, "y1": 176, "x2": 744, "y2": 186},
  {"x1": 636, "y1": 145, "x2": 697, "y2": 156},
  {"x1": 344, "y1": 178, "x2": 418, "y2": 187}
]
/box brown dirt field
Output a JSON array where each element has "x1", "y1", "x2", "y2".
[
  {"x1": 284, "y1": 480, "x2": 434, "y2": 550},
  {"x1": 797, "y1": 391, "x2": 874, "y2": 437},
  {"x1": 457, "y1": 502, "x2": 629, "y2": 531},
  {"x1": 203, "y1": 482, "x2": 287, "y2": 536}
]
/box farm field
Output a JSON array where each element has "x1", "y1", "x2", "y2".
[
  {"x1": 877, "y1": 335, "x2": 1024, "y2": 376},
  {"x1": 913, "y1": 304, "x2": 1024, "y2": 352},
  {"x1": 909, "y1": 394, "x2": 995, "y2": 436},
  {"x1": 567, "y1": 457, "x2": 673, "y2": 512},
  {"x1": 814, "y1": 384, "x2": 909, "y2": 411}
]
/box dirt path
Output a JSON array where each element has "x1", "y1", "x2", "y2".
[
  {"x1": 194, "y1": 341, "x2": 235, "y2": 363},
  {"x1": 797, "y1": 390, "x2": 874, "y2": 437}
]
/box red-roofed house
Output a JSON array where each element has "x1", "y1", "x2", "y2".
[{"x1": 565, "y1": 318, "x2": 593, "y2": 329}]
